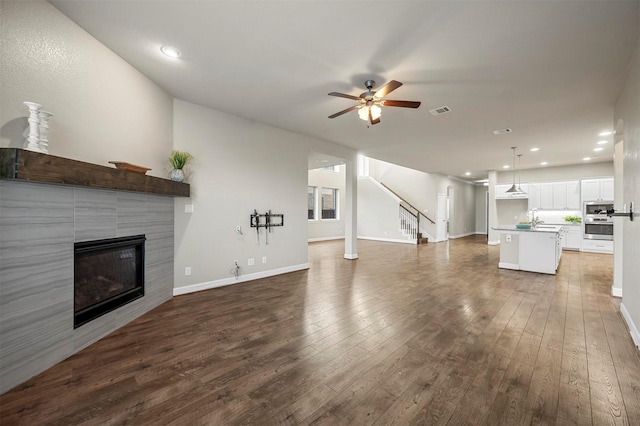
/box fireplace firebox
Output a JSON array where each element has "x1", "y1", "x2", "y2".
[{"x1": 74, "y1": 235, "x2": 145, "y2": 328}]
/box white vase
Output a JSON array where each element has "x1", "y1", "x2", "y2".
[
  {"x1": 170, "y1": 169, "x2": 185, "y2": 182},
  {"x1": 23, "y1": 102, "x2": 43, "y2": 152},
  {"x1": 38, "y1": 111, "x2": 53, "y2": 154}
]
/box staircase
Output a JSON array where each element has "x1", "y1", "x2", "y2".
[
  {"x1": 399, "y1": 203, "x2": 431, "y2": 244},
  {"x1": 379, "y1": 182, "x2": 435, "y2": 244},
  {"x1": 357, "y1": 177, "x2": 435, "y2": 245}
]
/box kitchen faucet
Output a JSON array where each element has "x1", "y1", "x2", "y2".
[{"x1": 530, "y1": 209, "x2": 539, "y2": 228}]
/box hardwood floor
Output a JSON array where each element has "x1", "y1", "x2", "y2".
[{"x1": 2, "y1": 236, "x2": 639, "y2": 425}]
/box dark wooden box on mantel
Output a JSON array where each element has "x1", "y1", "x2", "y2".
[{"x1": 0, "y1": 148, "x2": 190, "y2": 197}]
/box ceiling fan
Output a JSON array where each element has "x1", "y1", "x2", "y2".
[{"x1": 328, "y1": 79, "x2": 421, "y2": 125}]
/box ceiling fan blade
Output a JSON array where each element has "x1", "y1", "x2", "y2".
[
  {"x1": 382, "y1": 100, "x2": 421, "y2": 108},
  {"x1": 328, "y1": 92, "x2": 362, "y2": 101},
  {"x1": 328, "y1": 105, "x2": 360, "y2": 119},
  {"x1": 374, "y1": 80, "x2": 402, "y2": 98}
]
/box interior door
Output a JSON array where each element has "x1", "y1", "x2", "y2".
[{"x1": 437, "y1": 193, "x2": 447, "y2": 242}]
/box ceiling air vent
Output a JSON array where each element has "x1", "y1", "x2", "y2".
[
  {"x1": 493, "y1": 128, "x2": 512, "y2": 135},
  {"x1": 429, "y1": 106, "x2": 451, "y2": 116}
]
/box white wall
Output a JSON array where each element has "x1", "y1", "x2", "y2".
[
  {"x1": 173, "y1": 100, "x2": 355, "y2": 292},
  {"x1": 308, "y1": 166, "x2": 346, "y2": 241},
  {"x1": 614, "y1": 34, "x2": 640, "y2": 347},
  {"x1": 357, "y1": 177, "x2": 412, "y2": 243},
  {"x1": 496, "y1": 199, "x2": 530, "y2": 226},
  {"x1": 368, "y1": 159, "x2": 477, "y2": 238},
  {"x1": 475, "y1": 185, "x2": 488, "y2": 234},
  {"x1": 0, "y1": 1, "x2": 173, "y2": 178}
]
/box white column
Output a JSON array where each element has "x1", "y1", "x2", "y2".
[
  {"x1": 487, "y1": 170, "x2": 500, "y2": 245},
  {"x1": 613, "y1": 140, "x2": 624, "y2": 297},
  {"x1": 344, "y1": 156, "x2": 358, "y2": 259}
]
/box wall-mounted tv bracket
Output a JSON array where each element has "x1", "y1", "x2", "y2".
[
  {"x1": 607, "y1": 202, "x2": 634, "y2": 221},
  {"x1": 250, "y1": 209, "x2": 284, "y2": 244}
]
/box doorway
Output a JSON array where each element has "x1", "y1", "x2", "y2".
[{"x1": 436, "y1": 193, "x2": 448, "y2": 242}]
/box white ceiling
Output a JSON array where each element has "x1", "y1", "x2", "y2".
[{"x1": 50, "y1": 1, "x2": 640, "y2": 180}]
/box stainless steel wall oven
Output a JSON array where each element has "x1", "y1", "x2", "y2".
[{"x1": 584, "y1": 201, "x2": 614, "y2": 241}]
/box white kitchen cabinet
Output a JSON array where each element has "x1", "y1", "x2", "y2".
[
  {"x1": 581, "y1": 178, "x2": 614, "y2": 201},
  {"x1": 552, "y1": 183, "x2": 566, "y2": 209},
  {"x1": 601, "y1": 178, "x2": 614, "y2": 200},
  {"x1": 552, "y1": 180, "x2": 580, "y2": 210},
  {"x1": 519, "y1": 230, "x2": 561, "y2": 274},
  {"x1": 561, "y1": 225, "x2": 582, "y2": 250},
  {"x1": 539, "y1": 183, "x2": 554, "y2": 209},
  {"x1": 528, "y1": 183, "x2": 540, "y2": 210},
  {"x1": 496, "y1": 226, "x2": 562, "y2": 274},
  {"x1": 582, "y1": 239, "x2": 613, "y2": 254},
  {"x1": 565, "y1": 181, "x2": 581, "y2": 209}
]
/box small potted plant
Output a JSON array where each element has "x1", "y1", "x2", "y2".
[{"x1": 168, "y1": 150, "x2": 192, "y2": 182}]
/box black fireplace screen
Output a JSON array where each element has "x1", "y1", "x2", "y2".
[{"x1": 74, "y1": 235, "x2": 145, "y2": 328}]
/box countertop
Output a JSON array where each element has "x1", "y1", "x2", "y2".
[{"x1": 493, "y1": 225, "x2": 563, "y2": 233}]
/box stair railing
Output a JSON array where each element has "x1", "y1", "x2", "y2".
[
  {"x1": 380, "y1": 182, "x2": 436, "y2": 225},
  {"x1": 399, "y1": 204, "x2": 419, "y2": 240}
]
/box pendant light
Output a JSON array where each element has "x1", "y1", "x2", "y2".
[
  {"x1": 517, "y1": 154, "x2": 526, "y2": 194},
  {"x1": 505, "y1": 146, "x2": 520, "y2": 193}
]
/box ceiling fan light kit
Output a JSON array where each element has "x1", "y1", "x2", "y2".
[{"x1": 328, "y1": 79, "x2": 420, "y2": 126}]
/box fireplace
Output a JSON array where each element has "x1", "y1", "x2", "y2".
[{"x1": 74, "y1": 235, "x2": 146, "y2": 328}]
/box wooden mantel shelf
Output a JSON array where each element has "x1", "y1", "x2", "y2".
[{"x1": 0, "y1": 148, "x2": 189, "y2": 197}]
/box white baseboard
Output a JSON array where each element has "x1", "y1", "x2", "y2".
[
  {"x1": 308, "y1": 236, "x2": 345, "y2": 242},
  {"x1": 612, "y1": 286, "x2": 623, "y2": 298},
  {"x1": 488, "y1": 240, "x2": 501, "y2": 246},
  {"x1": 173, "y1": 263, "x2": 310, "y2": 296},
  {"x1": 357, "y1": 236, "x2": 416, "y2": 245},
  {"x1": 620, "y1": 302, "x2": 640, "y2": 348},
  {"x1": 499, "y1": 262, "x2": 519, "y2": 270},
  {"x1": 475, "y1": 231, "x2": 488, "y2": 235},
  {"x1": 449, "y1": 232, "x2": 476, "y2": 239}
]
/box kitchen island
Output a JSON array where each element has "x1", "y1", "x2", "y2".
[{"x1": 493, "y1": 225, "x2": 563, "y2": 274}]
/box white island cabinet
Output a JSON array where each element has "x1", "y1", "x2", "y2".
[{"x1": 494, "y1": 225, "x2": 562, "y2": 274}]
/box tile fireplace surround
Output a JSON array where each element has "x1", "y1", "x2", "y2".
[{"x1": 0, "y1": 149, "x2": 189, "y2": 394}]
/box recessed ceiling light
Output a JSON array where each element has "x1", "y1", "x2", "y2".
[
  {"x1": 599, "y1": 131, "x2": 612, "y2": 136},
  {"x1": 465, "y1": 172, "x2": 471, "y2": 176},
  {"x1": 503, "y1": 165, "x2": 510, "y2": 169},
  {"x1": 593, "y1": 147, "x2": 604, "y2": 152},
  {"x1": 530, "y1": 147, "x2": 540, "y2": 152},
  {"x1": 160, "y1": 45, "x2": 181, "y2": 58},
  {"x1": 317, "y1": 159, "x2": 328, "y2": 163},
  {"x1": 597, "y1": 140, "x2": 608, "y2": 145},
  {"x1": 540, "y1": 161, "x2": 548, "y2": 166},
  {"x1": 583, "y1": 157, "x2": 592, "y2": 161}
]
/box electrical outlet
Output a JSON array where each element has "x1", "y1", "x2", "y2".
[
  {"x1": 262, "y1": 256, "x2": 267, "y2": 264},
  {"x1": 506, "y1": 234, "x2": 512, "y2": 243},
  {"x1": 248, "y1": 258, "x2": 254, "y2": 266},
  {"x1": 236, "y1": 225, "x2": 241, "y2": 233},
  {"x1": 184, "y1": 204, "x2": 194, "y2": 213},
  {"x1": 185, "y1": 266, "x2": 191, "y2": 276}
]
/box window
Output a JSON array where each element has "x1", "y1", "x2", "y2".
[
  {"x1": 321, "y1": 188, "x2": 338, "y2": 219},
  {"x1": 307, "y1": 186, "x2": 317, "y2": 220}
]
